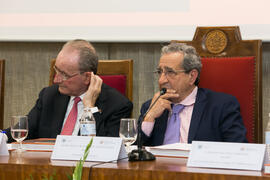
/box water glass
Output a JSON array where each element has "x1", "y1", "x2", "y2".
[
  {"x1": 11, "y1": 116, "x2": 28, "y2": 152},
  {"x1": 119, "y1": 118, "x2": 137, "y2": 152}
]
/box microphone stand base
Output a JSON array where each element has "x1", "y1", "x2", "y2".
[{"x1": 128, "y1": 149, "x2": 156, "y2": 161}]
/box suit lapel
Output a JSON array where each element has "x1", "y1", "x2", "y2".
[
  {"x1": 188, "y1": 89, "x2": 207, "y2": 143},
  {"x1": 51, "y1": 93, "x2": 70, "y2": 137}
]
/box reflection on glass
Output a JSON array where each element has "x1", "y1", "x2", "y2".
[
  {"x1": 119, "y1": 118, "x2": 137, "y2": 152},
  {"x1": 11, "y1": 116, "x2": 28, "y2": 153}
]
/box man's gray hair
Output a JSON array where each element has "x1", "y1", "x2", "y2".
[
  {"x1": 161, "y1": 43, "x2": 202, "y2": 85},
  {"x1": 63, "y1": 39, "x2": 99, "y2": 74}
]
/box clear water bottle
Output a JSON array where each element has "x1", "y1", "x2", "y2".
[{"x1": 79, "y1": 109, "x2": 96, "y2": 136}]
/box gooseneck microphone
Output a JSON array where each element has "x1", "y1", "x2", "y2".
[
  {"x1": 160, "y1": 88, "x2": 167, "y2": 96},
  {"x1": 128, "y1": 88, "x2": 167, "y2": 161}
]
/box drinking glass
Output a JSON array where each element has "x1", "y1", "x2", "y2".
[
  {"x1": 119, "y1": 118, "x2": 137, "y2": 152},
  {"x1": 11, "y1": 116, "x2": 28, "y2": 152}
]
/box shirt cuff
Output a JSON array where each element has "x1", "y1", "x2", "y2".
[
  {"x1": 84, "y1": 107, "x2": 99, "y2": 114},
  {"x1": 141, "y1": 121, "x2": 154, "y2": 137}
]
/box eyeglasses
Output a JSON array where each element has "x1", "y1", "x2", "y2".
[
  {"x1": 53, "y1": 66, "x2": 80, "y2": 81},
  {"x1": 153, "y1": 67, "x2": 186, "y2": 78}
]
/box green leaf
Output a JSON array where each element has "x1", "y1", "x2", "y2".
[
  {"x1": 72, "y1": 138, "x2": 93, "y2": 180},
  {"x1": 67, "y1": 174, "x2": 73, "y2": 180}
]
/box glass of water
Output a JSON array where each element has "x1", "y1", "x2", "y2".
[
  {"x1": 11, "y1": 116, "x2": 28, "y2": 152},
  {"x1": 119, "y1": 118, "x2": 137, "y2": 152}
]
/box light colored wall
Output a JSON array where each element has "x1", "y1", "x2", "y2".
[{"x1": 0, "y1": 41, "x2": 270, "y2": 142}]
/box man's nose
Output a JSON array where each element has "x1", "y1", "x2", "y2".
[
  {"x1": 53, "y1": 73, "x2": 63, "y2": 84},
  {"x1": 158, "y1": 72, "x2": 168, "y2": 84}
]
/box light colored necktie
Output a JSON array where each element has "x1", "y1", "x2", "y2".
[
  {"x1": 163, "y1": 104, "x2": 184, "y2": 145},
  {"x1": 61, "y1": 97, "x2": 81, "y2": 135}
]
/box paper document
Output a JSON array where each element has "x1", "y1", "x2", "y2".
[
  {"x1": 187, "y1": 141, "x2": 266, "y2": 171},
  {"x1": 145, "y1": 143, "x2": 191, "y2": 158},
  {"x1": 8, "y1": 138, "x2": 55, "y2": 151},
  {"x1": 8, "y1": 143, "x2": 54, "y2": 151},
  {"x1": 51, "y1": 135, "x2": 127, "y2": 162}
]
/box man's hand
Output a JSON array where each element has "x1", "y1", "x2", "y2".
[
  {"x1": 83, "y1": 72, "x2": 103, "y2": 107},
  {"x1": 144, "y1": 89, "x2": 179, "y2": 122}
]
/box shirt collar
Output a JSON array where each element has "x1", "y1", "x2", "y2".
[
  {"x1": 179, "y1": 86, "x2": 198, "y2": 106},
  {"x1": 70, "y1": 93, "x2": 85, "y2": 103}
]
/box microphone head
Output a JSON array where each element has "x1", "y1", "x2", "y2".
[{"x1": 160, "y1": 88, "x2": 167, "y2": 95}]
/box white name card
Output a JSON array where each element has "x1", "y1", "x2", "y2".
[
  {"x1": 51, "y1": 135, "x2": 127, "y2": 162},
  {"x1": 0, "y1": 133, "x2": 9, "y2": 156},
  {"x1": 187, "y1": 141, "x2": 265, "y2": 171}
]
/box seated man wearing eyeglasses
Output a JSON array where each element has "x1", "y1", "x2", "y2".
[
  {"x1": 4, "y1": 39, "x2": 133, "y2": 142},
  {"x1": 139, "y1": 43, "x2": 247, "y2": 146}
]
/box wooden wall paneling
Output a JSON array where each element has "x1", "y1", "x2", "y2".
[
  {"x1": 0, "y1": 42, "x2": 63, "y2": 128},
  {"x1": 262, "y1": 43, "x2": 270, "y2": 142},
  {"x1": 92, "y1": 43, "x2": 110, "y2": 60}
]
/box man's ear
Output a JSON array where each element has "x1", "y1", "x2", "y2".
[
  {"x1": 189, "y1": 69, "x2": 198, "y2": 85},
  {"x1": 83, "y1": 72, "x2": 92, "y2": 85}
]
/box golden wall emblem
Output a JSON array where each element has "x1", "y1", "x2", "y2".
[{"x1": 204, "y1": 30, "x2": 227, "y2": 54}]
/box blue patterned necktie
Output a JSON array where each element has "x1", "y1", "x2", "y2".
[{"x1": 163, "y1": 104, "x2": 184, "y2": 145}]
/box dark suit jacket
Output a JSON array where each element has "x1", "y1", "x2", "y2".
[
  {"x1": 139, "y1": 88, "x2": 248, "y2": 146},
  {"x1": 6, "y1": 83, "x2": 133, "y2": 142}
]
